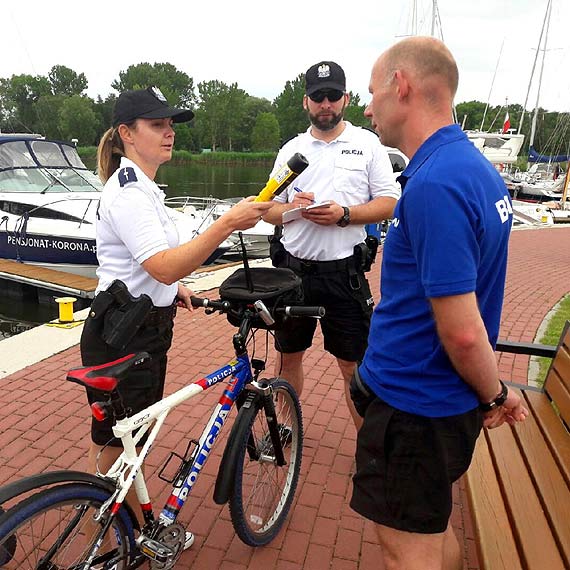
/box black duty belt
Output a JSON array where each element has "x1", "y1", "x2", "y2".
[
  {"x1": 284, "y1": 252, "x2": 353, "y2": 275},
  {"x1": 145, "y1": 303, "x2": 177, "y2": 326}
]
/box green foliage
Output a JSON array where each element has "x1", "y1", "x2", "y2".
[
  {"x1": 344, "y1": 92, "x2": 368, "y2": 127},
  {"x1": 58, "y1": 95, "x2": 98, "y2": 146},
  {"x1": 111, "y1": 63, "x2": 196, "y2": 108},
  {"x1": 535, "y1": 295, "x2": 570, "y2": 386},
  {"x1": 35, "y1": 95, "x2": 65, "y2": 140},
  {"x1": 273, "y1": 74, "x2": 306, "y2": 143},
  {"x1": 48, "y1": 65, "x2": 88, "y2": 96},
  {"x1": 0, "y1": 73, "x2": 51, "y2": 133},
  {"x1": 1, "y1": 60, "x2": 567, "y2": 161},
  {"x1": 251, "y1": 112, "x2": 280, "y2": 151}
]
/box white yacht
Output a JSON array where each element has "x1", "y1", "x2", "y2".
[{"x1": 0, "y1": 135, "x2": 229, "y2": 278}]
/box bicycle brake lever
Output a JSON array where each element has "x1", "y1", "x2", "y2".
[{"x1": 254, "y1": 300, "x2": 275, "y2": 326}]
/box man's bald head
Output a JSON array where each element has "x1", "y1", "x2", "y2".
[{"x1": 379, "y1": 36, "x2": 458, "y2": 99}]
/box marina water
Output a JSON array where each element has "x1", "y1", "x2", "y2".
[{"x1": 1, "y1": 162, "x2": 272, "y2": 338}]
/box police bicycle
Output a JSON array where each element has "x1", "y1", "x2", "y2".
[{"x1": 0, "y1": 265, "x2": 323, "y2": 569}]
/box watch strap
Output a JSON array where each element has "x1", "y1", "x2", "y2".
[
  {"x1": 336, "y1": 206, "x2": 350, "y2": 227},
  {"x1": 479, "y1": 380, "x2": 508, "y2": 412}
]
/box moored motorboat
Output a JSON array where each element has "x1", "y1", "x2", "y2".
[{"x1": 0, "y1": 135, "x2": 230, "y2": 278}]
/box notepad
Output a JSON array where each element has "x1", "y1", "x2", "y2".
[{"x1": 282, "y1": 201, "x2": 332, "y2": 223}]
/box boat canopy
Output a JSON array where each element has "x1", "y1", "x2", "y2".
[
  {"x1": 528, "y1": 146, "x2": 570, "y2": 164},
  {"x1": 0, "y1": 137, "x2": 101, "y2": 193}
]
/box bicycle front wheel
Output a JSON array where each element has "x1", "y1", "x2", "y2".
[
  {"x1": 229, "y1": 378, "x2": 303, "y2": 546},
  {"x1": 0, "y1": 483, "x2": 136, "y2": 569}
]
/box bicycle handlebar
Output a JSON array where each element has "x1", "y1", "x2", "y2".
[
  {"x1": 275, "y1": 306, "x2": 325, "y2": 318},
  {"x1": 190, "y1": 296, "x2": 231, "y2": 312},
  {"x1": 190, "y1": 296, "x2": 325, "y2": 319}
]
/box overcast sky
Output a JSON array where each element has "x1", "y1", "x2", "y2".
[{"x1": 3, "y1": 0, "x2": 569, "y2": 120}]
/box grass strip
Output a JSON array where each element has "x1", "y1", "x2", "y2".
[{"x1": 536, "y1": 294, "x2": 570, "y2": 386}]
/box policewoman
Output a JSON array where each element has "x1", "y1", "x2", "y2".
[{"x1": 81, "y1": 87, "x2": 272, "y2": 546}]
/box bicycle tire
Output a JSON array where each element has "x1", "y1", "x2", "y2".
[
  {"x1": 0, "y1": 483, "x2": 137, "y2": 569},
  {"x1": 228, "y1": 378, "x2": 303, "y2": 546},
  {"x1": 0, "y1": 508, "x2": 15, "y2": 567}
]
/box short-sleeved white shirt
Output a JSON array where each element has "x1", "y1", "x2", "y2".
[
  {"x1": 273, "y1": 122, "x2": 400, "y2": 261},
  {"x1": 95, "y1": 157, "x2": 179, "y2": 306}
]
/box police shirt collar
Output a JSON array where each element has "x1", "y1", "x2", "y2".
[{"x1": 307, "y1": 120, "x2": 353, "y2": 143}]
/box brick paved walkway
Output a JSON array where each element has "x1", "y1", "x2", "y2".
[{"x1": 0, "y1": 226, "x2": 569, "y2": 569}]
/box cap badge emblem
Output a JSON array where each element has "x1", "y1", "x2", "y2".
[
  {"x1": 317, "y1": 64, "x2": 331, "y2": 79},
  {"x1": 150, "y1": 86, "x2": 167, "y2": 102}
]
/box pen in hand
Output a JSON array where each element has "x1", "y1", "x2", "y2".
[{"x1": 293, "y1": 186, "x2": 315, "y2": 204}]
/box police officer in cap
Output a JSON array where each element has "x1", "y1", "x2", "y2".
[
  {"x1": 81, "y1": 86, "x2": 272, "y2": 548},
  {"x1": 263, "y1": 61, "x2": 400, "y2": 429}
]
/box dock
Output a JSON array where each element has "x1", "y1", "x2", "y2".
[{"x1": 0, "y1": 259, "x2": 97, "y2": 299}]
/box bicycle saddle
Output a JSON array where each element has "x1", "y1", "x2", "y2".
[{"x1": 66, "y1": 352, "x2": 151, "y2": 392}]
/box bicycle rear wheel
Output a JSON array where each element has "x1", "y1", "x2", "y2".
[
  {"x1": 0, "y1": 483, "x2": 136, "y2": 569},
  {"x1": 229, "y1": 378, "x2": 303, "y2": 546}
]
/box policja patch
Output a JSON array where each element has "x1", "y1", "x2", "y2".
[{"x1": 118, "y1": 167, "x2": 138, "y2": 187}]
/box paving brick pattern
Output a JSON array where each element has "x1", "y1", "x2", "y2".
[{"x1": 0, "y1": 226, "x2": 569, "y2": 569}]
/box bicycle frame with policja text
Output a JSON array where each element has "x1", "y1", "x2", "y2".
[{"x1": 102, "y1": 351, "x2": 254, "y2": 530}]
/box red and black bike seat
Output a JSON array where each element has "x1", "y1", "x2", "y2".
[{"x1": 66, "y1": 352, "x2": 151, "y2": 392}]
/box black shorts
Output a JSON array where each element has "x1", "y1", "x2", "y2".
[
  {"x1": 351, "y1": 397, "x2": 482, "y2": 534},
  {"x1": 274, "y1": 268, "x2": 373, "y2": 362},
  {"x1": 80, "y1": 306, "x2": 174, "y2": 447}
]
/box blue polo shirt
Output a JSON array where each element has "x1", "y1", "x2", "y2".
[{"x1": 359, "y1": 124, "x2": 512, "y2": 417}]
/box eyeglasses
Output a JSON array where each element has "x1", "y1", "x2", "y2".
[{"x1": 308, "y1": 89, "x2": 345, "y2": 103}]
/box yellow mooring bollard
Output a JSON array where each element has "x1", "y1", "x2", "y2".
[{"x1": 55, "y1": 297, "x2": 77, "y2": 323}]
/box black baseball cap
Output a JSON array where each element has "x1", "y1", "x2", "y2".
[
  {"x1": 305, "y1": 61, "x2": 346, "y2": 96},
  {"x1": 112, "y1": 86, "x2": 194, "y2": 127}
]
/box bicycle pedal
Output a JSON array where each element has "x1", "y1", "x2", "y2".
[{"x1": 138, "y1": 536, "x2": 174, "y2": 563}]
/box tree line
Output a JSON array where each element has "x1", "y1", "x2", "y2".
[{"x1": 0, "y1": 62, "x2": 567, "y2": 159}]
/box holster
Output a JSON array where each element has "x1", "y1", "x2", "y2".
[
  {"x1": 353, "y1": 235, "x2": 379, "y2": 274},
  {"x1": 97, "y1": 280, "x2": 154, "y2": 350},
  {"x1": 269, "y1": 225, "x2": 287, "y2": 268}
]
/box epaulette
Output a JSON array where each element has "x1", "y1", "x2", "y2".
[
  {"x1": 118, "y1": 167, "x2": 138, "y2": 187},
  {"x1": 278, "y1": 134, "x2": 299, "y2": 149},
  {"x1": 361, "y1": 126, "x2": 380, "y2": 138}
]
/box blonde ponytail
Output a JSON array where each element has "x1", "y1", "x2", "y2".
[{"x1": 96, "y1": 127, "x2": 125, "y2": 184}]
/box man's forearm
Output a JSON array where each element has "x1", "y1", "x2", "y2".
[
  {"x1": 348, "y1": 197, "x2": 397, "y2": 224},
  {"x1": 262, "y1": 202, "x2": 294, "y2": 225}
]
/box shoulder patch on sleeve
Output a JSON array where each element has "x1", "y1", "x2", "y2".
[{"x1": 118, "y1": 167, "x2": 138, "y2": 187}]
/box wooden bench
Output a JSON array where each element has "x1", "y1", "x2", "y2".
[{"x1": 465, "y1": 321, "x2": 570, "y2": 570}]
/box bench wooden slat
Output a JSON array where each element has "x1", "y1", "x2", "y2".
[
  {"x1": 544, "y1": 333, "x2": 570, "y2": 426},
  {"x1": 525, "y1": 390, "x2": 570, "y2": 487},
  {"x1": 486, "y1": 424, "x2": 566, "y2": 570},
  {"x1": 464, "y1": 435, "x2": 523, "y2": 570},
  {"x1": 512, "y1": 391, "x2": 570, "y2": 567},
  {"x1": 545, "y1": 328, "x2": 570, "y2": 393}
]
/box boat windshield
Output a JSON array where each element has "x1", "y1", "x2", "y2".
[{"x1": 0, "y1": 139, "x2": 102, "y2": 193}]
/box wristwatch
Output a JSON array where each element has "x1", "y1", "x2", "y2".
[
  {"x1": 336, "y1": 206, "x2": 350, "y2": 227},
  {"x1": 479, "y1": 380, "x2": 508, "y2": 412}
]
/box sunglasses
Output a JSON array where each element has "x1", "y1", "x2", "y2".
[{"x1": 308, "y1": 89, "x2": 345, "y2": 103}]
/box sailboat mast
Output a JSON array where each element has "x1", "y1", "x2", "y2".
[
  {"x1": 481, "y1": 39, "x2": 505, "y2": 131},
  {"x1": 529, "y1": 0, "x2": 552, "y2": 149},
  {"x1": 518, "y1": 0, "x2": 551, "y2": 135}
]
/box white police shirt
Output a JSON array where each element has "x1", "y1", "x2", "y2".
[
  {"x1": 95, "y1": 157, "x2": 179, "y2": 307},
  {"x1": 273, "y1": 122, "x2": 400, "y2": 261}
]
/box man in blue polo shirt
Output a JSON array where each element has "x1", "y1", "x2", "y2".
[{"x1": 349, "y1": 37, "x2": 529, "y2": 570}]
